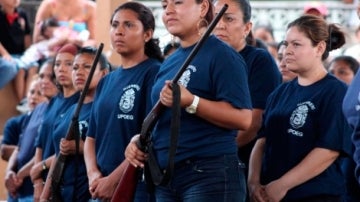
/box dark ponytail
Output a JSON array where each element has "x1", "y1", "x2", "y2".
[{"x1": 145, "y1": 38, "x2": 164, "y2": 62}]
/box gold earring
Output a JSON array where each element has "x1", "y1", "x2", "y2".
[{"x1": 197, "y1": 18, "x2": 209, "y2": 36}]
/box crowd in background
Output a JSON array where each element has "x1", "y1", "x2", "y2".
[{"x1": 1, "y1": 0, "x2": 360, "y2": 201}]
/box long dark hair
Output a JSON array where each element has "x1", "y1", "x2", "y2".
[{"x1": 111, "y1": 2, "x2": 163, "y2": 62}]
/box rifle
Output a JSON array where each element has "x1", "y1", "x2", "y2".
[
  {"x1": 48, "y1": 43, "x2": 104, "y2": 202},
  {"x1": 111, "y1": 4, "x2": 228, "y2": 202}
]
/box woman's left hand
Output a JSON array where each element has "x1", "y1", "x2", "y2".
[
  {"x1": 160, "y1": 80, "x2": 193, "y2": 107},
  {"x1": 265, "y1": 179, "x2": 288, "y2": 202},
  {"x1": 60, "y1": 138, "x2": 76, "y2": 155},
  {"x1": 124, "y1": 135, "x2": 147, "y2": 168},
  {"x1": 90, "y1": 176, "x2": 117, "y2": 200}
]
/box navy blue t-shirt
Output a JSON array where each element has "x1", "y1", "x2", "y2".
[
  {"x1": 52, "y1": 103, "x2": 92, "y2": 201},
  {"x1": 343, "y1": 70, "x2": 360, "y2": 129},
  {"x1": 259, "y1": 74, "x2": 352, "y2": 200},
  {"x1": 238, "y1": 44, "x2": 282, "y2": 168},
  {"x1": 35, "y1": 92, "x2": 80, "y2": 160},
  {"x1": 343, "y1": 71, "x2": 360, "y2": 187},
  {"x1": 0, "y1": 7, "x2": 31, "y2": 54},
  {"x1": 16, "y1": 102, "x2": 47, "y2": 198},
  {"x1": 87, "y1": 58, "x2": 160, "y2": 176},
  {"x1": 239, "y1": 44, "x2": 281, "y2": 109},
  {"x1": 2, "y1": 113, "x2": 30, "y2": 146},
  {"x1": 151, "y1": 35, "x2": 252, "y2": 168}
]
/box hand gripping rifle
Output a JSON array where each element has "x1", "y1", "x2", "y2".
[
  {"x1": 110, "y1": 5, "x2": 228, "y2": 202},
  {"x1": 48, "y1": 43, "x2": 104, "y2": 202}
]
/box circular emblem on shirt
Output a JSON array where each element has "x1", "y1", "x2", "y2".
[
  {"x1": 119, "y1": 88, "x2": 136, "y2": 113},
  {"x1": 290, "y1": 104, "x2": 309, "y2": 129},
  {"x1": 78, "y1": 120, "x2": 89, "y2": 136},
  {"x1": 178, "y1": 65, "x2": 197, "y2": 87}
]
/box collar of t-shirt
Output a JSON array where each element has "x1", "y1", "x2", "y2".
[{"x1": 6, "y1": 12, "x2": 19, "y2": 25}]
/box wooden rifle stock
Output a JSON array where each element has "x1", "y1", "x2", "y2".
[
  {"x1": 110, "y1": 4, "x2": 228, "y2": 202},
  {"x1": 110, "y1": 103, "x2": 164, "y2": 202},
  {"x1": 48, "y1": 43, "x2": 104, "y2": 201}
]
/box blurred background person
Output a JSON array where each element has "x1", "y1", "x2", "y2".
[
  {"x1": 32, "y1": 0, "x2": 96, "y2": 47},
  {"x1": 277, "y1": 41, "x2": 297, "y2": 83},
  {"x1": 0, "y1": 0, "x2": 36, "y2": 104},
  {"x1": 303, "y1": 1, "x2": 328, "y2": 19},
  {"x1": 5, "y1": 77, "x2": 49, "y2": 202},
  {"x1": 2, "y1": 58, "x2": 58, "y2": 202},
  {"x1": 253, "y1": 22, "x2": 279, "y2": 64},
  {"x1": 328, "y1": 55, "x2": 359, "y2": 85},
  {"x1": 163, "y1": 41, "x2": 180, "y2": 58}
]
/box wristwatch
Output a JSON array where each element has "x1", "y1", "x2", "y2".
[
  {"x1": 185, "y1": 95, "x2": 199, "y2": 114},
  {"x1": 42, "y1": 161, "x2": 47, "y2": 171}
]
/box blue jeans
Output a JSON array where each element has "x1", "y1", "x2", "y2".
[
  {"x1": 155, "y1": 154, "x2": 247, "y2": 202},
  {"x1": 18, "y1": 195, "x2": 33, "y2": 202},
  {"x1": 89, "y1": 181, "x2": 155, "y2": 202},
  {"x1": 7, "y1": 193, "x2": 18, "y2": 202},
  {"x1": 0, "y1": 58, "x2": 18, "y2": 89}
]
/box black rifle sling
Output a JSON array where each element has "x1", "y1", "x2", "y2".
[
  {"x1": 144, "y1": 4, "x2": 229, "y2": 187},
  {"x1": 147, "y1": 83, "x2": 180, "y2": 186},
  {"x1": 165, "y1": 83, "x2": 181, "y2": 184},
  {"x1": 72, "y1": 117, "x2": 80, "y2": 202},
  {"x1": 50, "y1": 44, "x2": 104, "y2": 202}
]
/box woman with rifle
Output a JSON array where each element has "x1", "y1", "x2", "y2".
[
  {"x1": 39, "y1": 47, "x2": 110, "y2": 201},
  {"x1": 125, "y1": 0, "x2": 252, "y2": 201},
  {"x1": 83, "y1": 2, "x2": 163, "y2": 201},
  {"x1": 30, "y1": 43, "x2": 80, "y2": 201}
]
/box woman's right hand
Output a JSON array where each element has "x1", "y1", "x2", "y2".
[
  {"x1": 5, "y1": 170, "x2": 20, "y2": 197},
  {"x1": 88, "y1": 170, "x2": 102, "y2": 189},
  {"x1": 30, "y1": 161, "x2": 43, "y2": 182},
  {"x1": 248, "y1": 181, "x2": 268, "y2": 202},
  {"x1": 124, "y1": 134, "x2": 147, "y2": 168},
  {"x1": 33, "y1": 179, "x2": 44, "y2": 202}
]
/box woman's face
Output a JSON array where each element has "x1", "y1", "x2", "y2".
[
  {"x1": 54, "y1": 52, "x2": 75, "y2": 89},
  {"x1": 72, "y1": 53, "x2": 105, "y2": 91},
  {"x1": 284, "y1": 26, "x2": 322, "y2": 74},
  {"x1": 161, "y1": 0, "x2": 205, "y2": 39},
  {"x1": 329, "y1": 60, "x2": 355, "y2": 85},
  {"x1": 1, "y1": 0, "x2": 20, "y2": 8},
  {"x1": 39, "y1": 63, "x2": 58, "y2": 98},
  {"x1": 278, "y1": 44, "x2": 297, "y2": 82},
  {"x1": 110, "y1": 9, "x2": 151, "y2": 57},
  {"x1": 254, "y1": 27, "x2": 274, "y2": 43},
  {"x1": 27, "y1": 80, "x2": 48, "y2": 110},
  {"x1": 213, "y1": 0, "x2": 251, "y2": 51}
]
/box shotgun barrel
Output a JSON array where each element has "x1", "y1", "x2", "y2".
[
  {"x1": 48, "y1": 43, "x2": 104, "y2": 201},
  {"x1": 110, "y1": 5, "x2": 228, "y2": 202}
]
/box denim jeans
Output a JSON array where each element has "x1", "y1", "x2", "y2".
[
  {"x1": 7, "y1": 193, "x2": 18, "y2": 202},
  {"x1": 0, "y1": 58, "x2": 18, "y2": 89},
  {"x1": 18, "y1": 195, "x2": 33, "y2": 202},
  {"x1": 155, "y1": 154, "x2": 247, "y2": 202},
  {"x1": 89, "y1": 181, "x2": 155, "y2": 202}
]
